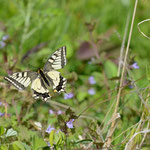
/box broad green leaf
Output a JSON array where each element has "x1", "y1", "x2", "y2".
[
  {"x1": 21, "y1": 142, "x2": 31, "y2": 150},
  {"x1": 18, "y1": 126, "x2": 31, "y2": 142},
  {"x1": 0, "y1": 126, "x2": 5, "y2": 136},
  {"x1": 55, "y1": 131, "x2": 64, "y2": 146},
  {"x1": 9, "y1": 144, "x2": 20, "y2": 150},
  {"x1": 11, "y1": 141, "x2": 26, "y2": 150},
  {"x1": 32, "y1": 135, "x2": 47, "y2": 150},
  {"x1": 5, "y1": 128, "x2": 17, "y2": 137},
  {"x1": 49, "y1": 130, "x2": 54, "y2": 147},
  {"x1": 76, "y1": 86, "x2": 88, "y2": 101},
  {"x1": 104, "y1": 60, "x2": 118, "y2": 79},
  {"x1": 146, "y1": 65, "x2": 150, "y2": 81},
  {"x1": 0, "y1": 145, "x2": 8, "y2": 150}
]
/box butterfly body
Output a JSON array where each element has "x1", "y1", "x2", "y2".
[
  {"x1": 4, "y1": 46, "x2": 67, "y2": 101},
  {"x1": 38, "y1": 69, "x2": 50, "y2": 86}
]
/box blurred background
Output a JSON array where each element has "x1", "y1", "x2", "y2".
[{"x1": 0, "y1": 0, "x2": 150, "y2": 149}]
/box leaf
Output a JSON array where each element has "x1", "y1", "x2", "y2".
[
  {"x1": 11, "y1": 141, "x2": 26, "y2": 150},
  {"x1": 104, "y1": 60, "x2": 118, "y2": 79},
  {"x1": 5, "y1": 128, "x2": 17, "y2": 137},
  {"x1": 9, "y1": 144, "x2": 20, "y2": 150},
  {"x1": 76, "y1": 90, "x2": 87, "y2": 101},
  {"x1": 32, "y1": 135, "x2": 47, "y2": 150},
  {"x1": 21, "y1": 142, "x2": 31, "y2": 150},
  {"x1": 0, "y1": 126, "x2": 5, "y2": 136},
  {"x1": 49, "y1": 130, "x2": 54, "y2": 147},
  {"x1": 146, "y1": 65, "x2": 150, "y2": 81},
  {"x1": 22, "y1": 111, "x2": 34, "y2": 122},
  {"x1": 55, "y1": 131, "x2": 65, "y2": 146},
  {"x1": 18, "y1": 126, "x2": 31, "y2": 141},
  {"x1": 0, "y1": 145, "x2": 8, "y2": 150}
]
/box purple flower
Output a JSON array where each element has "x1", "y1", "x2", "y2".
[
  {"x1": 56, "y1": 129, "x2": 61, "y2": 134},
  {"x1": 0, "y1": 41, "x2": 6, "y2": 49},
  {"x1": 57, "y1": 110, "x2": 63, "y2": 115},
  {"x1": 66, "y1": 119, "x2": 75, "y2": 129},
  {"x1": 88, "y1": 76, "x2": 96, "y2": 84},
  {"x1": 64, "y1": 93, "x2": 74, "y2": 99},
  {"x1": 45, "y1": 125, "x2": 55, "y2": 134},
  {"x1": 0, "y1": 112, "x2": 4, "y2": 117},
  {"x1": 88, "y1": 61, "x2": 92, "y2": 64},
  {"x1": 47, "y1": 142, "x2": 51, "y2": 147},
  {"x1": 0, "y1": 102, "x2": 2, "y2": 106},
  {"x1": 2, "y1": 35, "x2": 9, "y2": 41},
  {"x1": 128, "y1": 85, "x2": 134, "y2": 89},
  {"x1": 49, "y1": 109, "x2": 54, "y2": 114},
  {"x1": 131, "y1": 62, "x2": 139, "y2": 69},
  {"x1": 88, "y1": 88, "x2": 95, "y2": 95}
]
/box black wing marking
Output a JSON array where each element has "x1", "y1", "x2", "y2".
[
  {"x1": 31, "y1": 77, "x2": 51, "y2": 101},
  {"x1": 46, "y1": 70, "x2": 67, "y2": 93},
  {"x1": 4, "y1": 71, "x2": 38, "y2": 90},
  {"x1": 44, "y1": 46, "x2": 67, "y2": 72}
]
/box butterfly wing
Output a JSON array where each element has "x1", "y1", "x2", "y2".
[
  {"x1": 43, "y1": 46, "x2": 66, "y2": 72},
  {"x1": 4, "y1": 71, "x2": 37, "y2": 90},
  {"x1": 5, "y1": 71, "x2": 50, "y2": 101},
  {"x1": 45, "y1": 70, "x2": 67, "y2": 93},
  {"x1": 31, "y1": 77, "x2": 51, "y2": 101}
]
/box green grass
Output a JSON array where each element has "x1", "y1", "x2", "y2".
[{"x1": 0, "y1": 0, "x2": 150, "y2": 149}]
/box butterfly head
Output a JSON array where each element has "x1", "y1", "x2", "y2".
[{"x1": 38, "y1": 69, "x2": 43, "y2": 74}]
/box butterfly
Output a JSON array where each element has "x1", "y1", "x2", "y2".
[{"x1": 4, "y1": 46, "x2": 67, "y2": 101}]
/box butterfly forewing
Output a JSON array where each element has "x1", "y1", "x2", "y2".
[
  {"x1": 4, "y1": 71, "x2": 37, "y2": 90},
  {"x1": 44, "y1": 46, "x2": 66, "y2": 72}
]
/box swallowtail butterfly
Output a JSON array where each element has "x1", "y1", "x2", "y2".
[{"x1": 4, "y1": 46, "x2": 67, "y2": 101}]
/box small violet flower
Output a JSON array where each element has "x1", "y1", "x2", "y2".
[
  {"x1": 131, "y1": 62, "x2": 139, "y2": 69},
  {"x1": 0, "y1": 112, "x2": 4, "y2": 117},
  {"x1": 64, "y1": 93, "x2": 74, "y2": 99},
  {"x1": 66, "y1": 119, "x2": 75, "y2": 129},
  {"x1": 45, "y1": 125, "x2": 55, "y2": 134},
  {"x1": 2, "y1": 35, "x2": 9, "y2": 41},
  {"x1": 88, "y1": 88, "x2": 96, "y2": 95},
  {"x1": 88, "y1": 76, "x2": 96, "y2": 84},
  {"x1": 47, "y1": 142, "x2": 51, "y2": 147},
  {"x1": 0, "y1": 41, "x2": 6, "y2": 49},
  {"x1": 49, "y1": 109, "x2": 54, "y2": 114},
  {"x1": 88, "y1": 61, "x2": 92, "y2": 64},
  {"x1": 56, "y1": 129, "x2": 61, "y2": 134},
  {"x1": 128, "y1": 85, "x2": 134, "y2": 89},
  {"x1": 57, "y1": 110, "x2": 63, "y2": 115}
]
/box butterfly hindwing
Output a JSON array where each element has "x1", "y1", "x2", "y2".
[
  {"x1": 44, "y1": 46, "x2": 66, "y2": 71},
  {"x1": 31, "y1": 77, "x2": 51, "y2": 101},
  {"x1": 46, "y1": 70, "x2": 67, "y2": 93}
]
